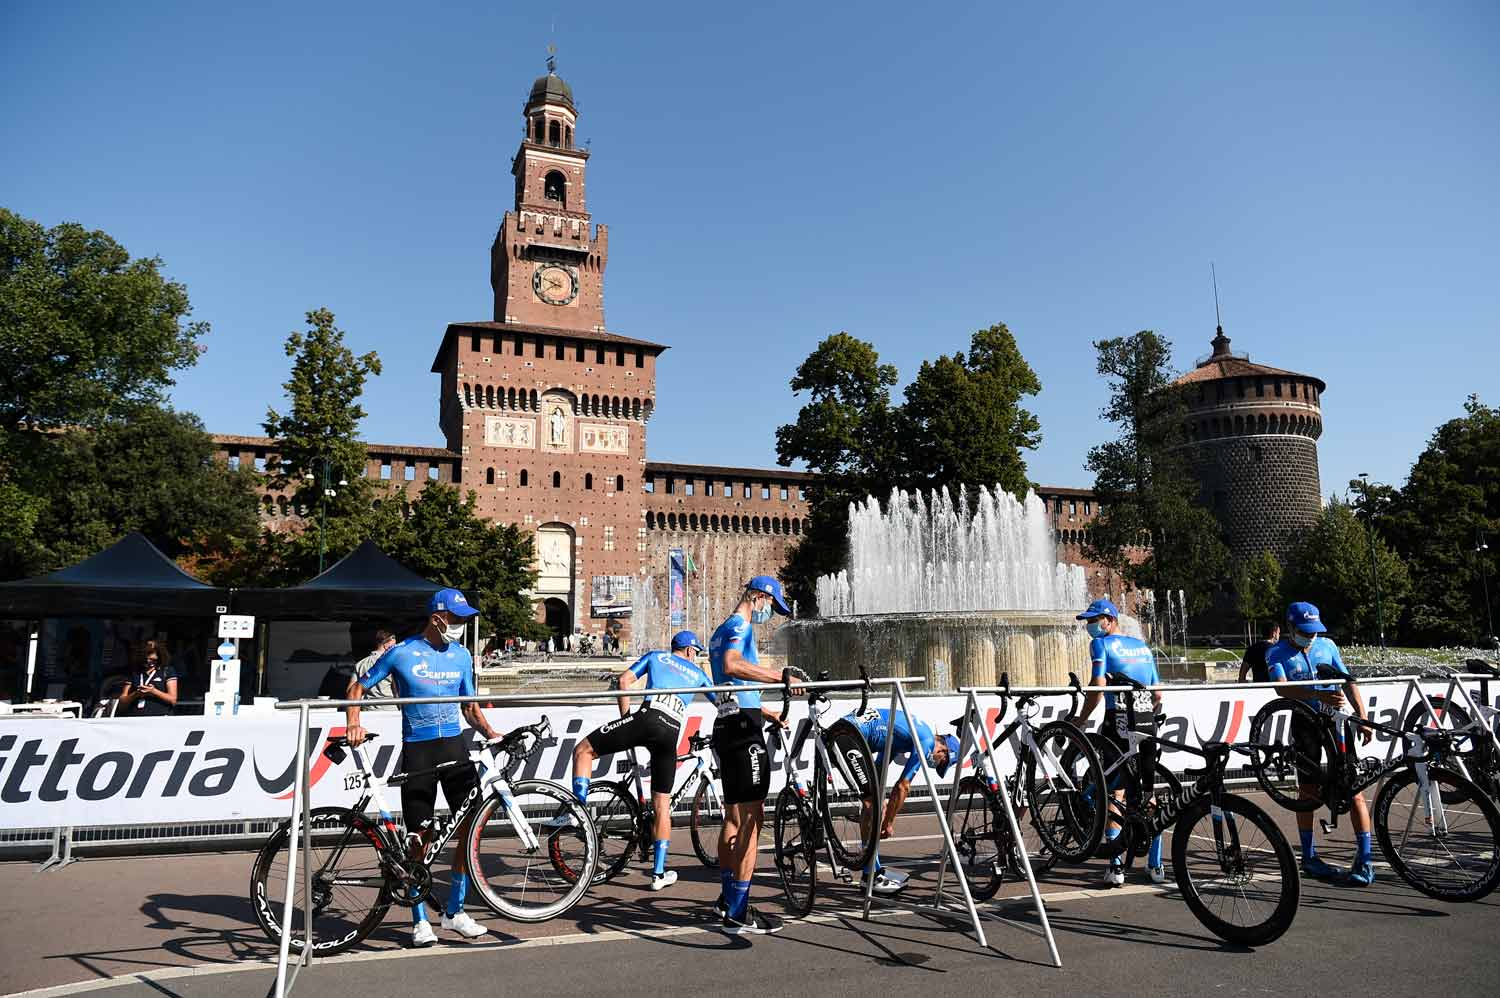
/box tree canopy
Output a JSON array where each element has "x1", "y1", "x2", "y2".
[{"x1": 1283, "y1": 499, "x2": 1410, "y2": 643}]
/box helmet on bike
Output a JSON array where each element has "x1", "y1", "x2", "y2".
[{"x1": 932, "y1": 734, "x2": 961, "y2": 777}]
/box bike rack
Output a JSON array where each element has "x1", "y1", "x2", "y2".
[
  {"x1": 267, "y1": 674, "x2": 971, "y2": 996},
  {"x1": 1382, "y1": 674, "x2": 1500, "y2": 763}
]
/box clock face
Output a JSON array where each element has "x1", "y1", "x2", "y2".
[{"x1": 533, "y1": 264, "x2": 578, "y2": 305}]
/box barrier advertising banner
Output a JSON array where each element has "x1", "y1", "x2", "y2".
[{"x1": 0, "y1": 680, "x2": 1471, "y2": 830}]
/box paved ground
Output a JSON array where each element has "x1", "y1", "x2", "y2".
[{"x1": 4, "y1": 793, "x2": 1498, "y2": 998}]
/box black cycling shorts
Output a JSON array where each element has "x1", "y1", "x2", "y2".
[
  {"x1": 584, "y1": 706, "x2": 682, "y2": 790},
  {"x1": 714, "y1": 707, "x2": 770, "y2": 806},
  {"x1": 1100, "y1": 710, "x2": 1159, "y2": 797},
  {"x1": 1290, "y1": 712, "x2": 1328, "y2": 783},
  {"x1": 399, "y1": 734, "x2": 480, "y2": 834}
]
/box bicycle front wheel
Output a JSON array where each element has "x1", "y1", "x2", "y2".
[
  {"x1": 690, "y1": 779, "x2": 725, "y2": 868},
  {"x1": 1025, "y1": 721, "x2": 1106, "y2": 863},
  {"x1": 945, "y1": 776, "x2": 1006, "y2": 901},
  {"x1": 1249, "y1": 698, "x2": 1336, "y2": 813},
  {"x1": 467, "y1": 780, "x2": 597, "y2": 922},
  {"x1": 773, "y1": 786, "x2": 817, "y2": 918},
  {"x1": 1172, "y1": 794, "x2": 1299, "y2": 946},
  {"x1": 1374, "y1": 766, "x2": 1500, "y2": 902},
  {"x1": 583, "y1": 781, "x2": 640, "y2": 884},
  {"x1": 249, "y1": 806, "x2": 391, "y2": 956},
  {"x1": 819, "y1": 719, "x2": 879, "y2": 872}
]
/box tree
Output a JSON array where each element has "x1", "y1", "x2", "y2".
[
  {"x1": 1372, "y1": 395, "x2": 1499, "y2": 645},
  {"x1": 0, "y1": 208, "x2": 207, "y2": 433},
  {"x1": 1083, "y1": 330, "x2": 1230, "y2": 616},
  {"x1": 1234, "y1": 550, "x2": 1284, "y2": 629},
  {"x1": 1283, "y1": 500, "x2": 1410, "y2": 643},
  {"x1": 897, "y1": 323, "x2": 1042, "y2": 503}
]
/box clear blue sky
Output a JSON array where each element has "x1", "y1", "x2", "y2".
[{"x1": 3, "y1": 1, "x2": 1496, "y2": 498}]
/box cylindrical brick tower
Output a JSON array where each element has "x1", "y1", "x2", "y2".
[{"x1": 1174, "y1": 327, "x2": 1326, "y2": 565}]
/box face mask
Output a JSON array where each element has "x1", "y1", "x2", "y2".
[
  {"x1": 1292, "y1": 631, "x2": 1313, "y2": 649},
  {"x1": 751, "y1": 604, "x2": 773, "y2": 625},
  {"x1": 1086, "y1": 621, "x2": 1108, "y2": 639},
  {"x1": 442, "y1": 620, "x2": 467, "y2": 643}
]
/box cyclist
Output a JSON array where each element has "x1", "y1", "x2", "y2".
[
  {"x1": 709, "y1": 575, "x2": 797, "y2": 935},
  {"x1": 344, "y1": 588, "x2": 501, "y2": 947},
  {"x1": 840, "y1": 706, "x2": 958, "y2": 895},
  {"x1": 1265, "y1": 601, "x2": 1376, "y2": 886},
  {"x1": 1070, "y1": 598, "x2": 1165, "y2": 887},
  {"x1": 564, "y1": 630, "x2": 716, "y2": 891}
]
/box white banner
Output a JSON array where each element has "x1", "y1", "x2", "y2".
[{"x1": 0, "y1": 681, "x2": 1475, "y2": 830}]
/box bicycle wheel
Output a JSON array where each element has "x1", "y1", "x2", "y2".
[
  {"x1": 1374, "y1": 766, "x2": 1500, "y2": 902},
  {"x1": 249, "y1": 806, "x2": 391, "y2": 956},
  {"x1": 819, "y1": 719, "x2": 879, "y2": 872},
  {"x1": 467, "y1": 780, "x2": 597, "y2": 922},
  {"x1": 773, "y1": 786, "x2": 817, "y2": 917},
  {"x1": 690, "y1": 779, "x2": 725, "y2": 868},
  {"x1": 945, "y1": 776, "x2": 1006, "y2": 901},
  {"x1": 1088, "y1": 735, "x2": 1181, "y2": 861},
  {"x1": 1025, "y1": 721, "x2": 1106, "y2": 863},
  {"x1": 1172, "y1": 794, "x2": 1299, "y2": 946},
  {"x1": 581, "y1": 781, "x2": 639, "y2": 884},
  {"x1": 1249, "y1": 698, "x2": 1336, "y2": 813},
  {"x1": 1402, "y1": 697, "x2": 1489, "y2": 804}
]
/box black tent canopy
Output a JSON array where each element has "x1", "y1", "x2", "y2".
[
  {"x1": 0, "y1": 531, "x2": 228, "y2": 617},
  {"x1": 235, "y1": 541, "x2": 454, "y2": 620}
]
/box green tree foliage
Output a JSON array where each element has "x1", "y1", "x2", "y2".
[
  {"x1": 1283, "y1": 500, "x2": 1411, "y2": 643},
  {"x1": 0, "y1": 208, "x2": 207, "y2": 433},
  {"x1": 1234, "y1": 550, "x2": 1284, "y2": 627},
  {"x1": 1083, "y1": 331, "x2": 1230, "y2": 616},
  {"x1": 1373, "y1": 395, "x2": 1500, "y2": 645}
]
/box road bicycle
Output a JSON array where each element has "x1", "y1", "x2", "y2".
[
  {"x1": 249, "y1": 719, "x2": 597, "y2": 955},
  {"x1": 944, "y1": 672, "x2": 1107, "y2": 901},
  {"x1": 1400, "y1": 660, "x2": 1500, "y2": 804},
  {"x1": 1250, "y1": 665, "x2": 1500, "y2": 902},
  {"x1": 577, "y1": 730, "x2": 727, "y2": 882},
  {"x1": 1092, "y1": 673, "x2": 1300, "y2": 946},
  {"x1": 770, "y1": 669, "x2": 881, "y2": 917}
]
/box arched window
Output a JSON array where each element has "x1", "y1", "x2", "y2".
[
  {"x1": 520, "y1": 469, "x2": 529, "y2": 486},
  {"x1": 711, "y1": 515, "x2": 720, "y2": 531},
  {"x1": 585, "y1": 473, "x2": 593, "y2": 490},
  {"x1": 533, "y1": 117, "x2": 545, "y2": 142},
  {"x1": 548, "y1": 120, "x2": 560, "y2": 146},
  {"x1": 565, "y1": 125, "x2": 572, "y2": 147},
  {"x1": 615, "y1": 475, "x2": 624, "y2": 491},
  {"x1": 669, "y1": 513, "x2": 678, "y2": 531},
  {"x1": 543, "y1": 171, "x2": 566, "y2": 204},
  {"x1": 647, "y1": 512, "x2": 656, "y2": 530},
  {"x1": 530, "y1": 389, "x2": 539, "y2": 410},
  {"x1": 552, "y1": 470, "x2": 561, "y2": 488},
  {"x1": 485, "y1": 468, "x2": 495, "y2": 485}
]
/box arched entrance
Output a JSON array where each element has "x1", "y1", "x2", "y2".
[
  {"x1": 543, "y1": 598, "x2": 571, "y2": 643},
  {"x1": 535, "y1": 521, "x2": 575, "y2": 645}
]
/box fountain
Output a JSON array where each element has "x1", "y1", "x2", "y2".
[{"x1": 785, "y1": 484, "x2": 1093, "y2": 689}]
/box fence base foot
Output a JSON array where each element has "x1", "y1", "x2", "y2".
[{"x1": 37, "y1": 826, "x2": 76, "y2": 873}]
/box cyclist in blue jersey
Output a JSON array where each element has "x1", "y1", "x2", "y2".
[
  {"x1": 1265, "y1": 601, "x2": 1376, "y2": 886},
  {"x1": 709, "y1": 575, "x2": 799, "y2": 935},
  {"x1": 566, "y1": 630, "x2": 717, "y2": 891},
  {"x1": 344, "y1": 588, "x2": 501, "y2": 947},
  {"x1": 1070, "y1": 598, "x2": 1166, "y2": 887},
  {"x1": 839, "y1": 706, "x2": 958, "y2": 895}
]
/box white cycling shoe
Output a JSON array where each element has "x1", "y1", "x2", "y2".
[
  {"x1": 441, "y1": 911, "x2": 488, "y2": 938},
  {"x1": 865, "y1": 870, "x2": 908, "y2": 896},
  {"x1": 411, "y1": 920, "x2": 437, "y2": 948},
  {"x1": 650, "y1": 870, "x2": 678, "y2": 892},
  {"x1": 1102, "y1": 865, "x2": 1125, "y2": 888},
  {"x1": 1148, "y1": 865, "x2": 1167, "y2": 884}
]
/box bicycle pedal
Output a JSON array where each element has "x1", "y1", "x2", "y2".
[{"x1": 1319, "y1": 818, "x2": 1336, "y2": 835}]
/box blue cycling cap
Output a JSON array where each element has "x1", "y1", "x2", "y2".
[
  {"x1": 1075, "y1": 598, "x2": 1120, "y2": 621},
  {"x1": 1285, "y1": 601, "x2": 1326, "y2": 634},
  {"x1": 428, "y1": 587, "x2": 479, "y2": 618},
  {"x1": 670, "y1": 630, "x2": 705, "y2": 653},
  {"x1": 934, "y1": 734, "x2": 961, "y2": 778},
  {"x1": 746, "y1": 575, "x2": 791, "y2": 616}
]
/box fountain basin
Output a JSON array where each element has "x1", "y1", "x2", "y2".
[{"x1": 783, "y1": 610, "x2": 1091, "y2": 691}]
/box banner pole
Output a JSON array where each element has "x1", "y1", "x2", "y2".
[
  {"x1": 299, "y1": 701, "x2": 315, "y2": 970},
  {"x1": 861, "y1": 682, "x2": 899, "y2": 921},
  {"x1": 272, "y1": 703, "x2": 308, "y2": 998}
]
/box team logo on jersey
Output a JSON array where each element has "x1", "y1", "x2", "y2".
[{"x1": 412, "y1": 661, "x2": 462, "y2": 681}]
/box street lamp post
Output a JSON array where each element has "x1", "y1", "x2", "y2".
[
  {"x1": 1357, "y1": 473, "x2": 1386, "y2": 649},
  {"x1": 1477, "y1": 530, "x2": 1495, "y2": 650},
  {"x1": 304, "y1": 460, "x2": 349, "y2": 574}
]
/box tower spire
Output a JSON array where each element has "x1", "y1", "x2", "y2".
[
  {"x1": 546, "y1": 42, "x2": 557, "y2": 75},
  {"x1": 1208, "y1": 262, "x2": 1232, "y2": 359}
]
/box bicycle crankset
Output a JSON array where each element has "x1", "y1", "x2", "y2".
[{"x1": 387, "y1": 863, "x2": 434, "y2": 907}]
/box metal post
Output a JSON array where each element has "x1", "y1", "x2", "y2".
[
  {"x1": 861, "y1": 683, "x2": 900, "y2": 921},
  {"x1": 300, "y1": 702, "x2": 315, "y2": 970},
  {"x1": 24, "y1": 624, "x2": 39, "y2": 704},
  {"x1": 273, "y1": 704, "x2": 309, "y2": 998},
  {"x1": 1358, "y1": 474, "x2": 1385, "y2": 649}
]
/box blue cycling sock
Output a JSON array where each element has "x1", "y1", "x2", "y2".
[
  {"x1": 719, "y1": 867, "x2": 734, "y2": 903},
  {"x1": 445, "y1": 871, "x2": 468, "y2": 917},
  {"x1": 727, "y1": 879, "x2": 751, "y2": 920},
  {"x1": 1106, "y1": 826, "x2": 1121, "y2": 867},
  {"x1": 1147, "y1": 835, "x2": 1162, "y2": 869},
  {"x1": 652, "y1": 839, "x2": 670, "y2": 876},
  {"x1": 411, "y1": 890, "x2": 428, "y2": 925},
  {"x1": 572, "y1": 776, "x2": 590, "y2": 804},
  {"x1": 1355, "y1": 831, "x2": 1372, "y2": 864},
  {"x1": 1299, "y1": 829, "x2": 1315, "y2": 860}
]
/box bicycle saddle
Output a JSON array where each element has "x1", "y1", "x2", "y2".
[{"x1": 1104, "y1": 672, "x2": 1148, "y2": 690}]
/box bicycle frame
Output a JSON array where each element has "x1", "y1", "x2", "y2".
[{"x1": 768, "y1": 708, "x2": 867, "y2": 880}]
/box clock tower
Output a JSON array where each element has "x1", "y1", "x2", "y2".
[{"x1": 490, "y1": 59, "x2": 609, "y2": 330}]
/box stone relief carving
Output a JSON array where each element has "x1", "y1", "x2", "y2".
[
  {"x1": 578, "y1": 422, "x2": 629, "y2": 454},
  {"x1": 484, "y1": 415, "x2": 536, "y2": 449}
]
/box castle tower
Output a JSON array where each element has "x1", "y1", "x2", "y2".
[
  {"x1": 430, "y1": 60, "x2": 664, "y2": 641},
  {"x1": 1174, "y1": 327, "x2": 1326, "y2": 566}
]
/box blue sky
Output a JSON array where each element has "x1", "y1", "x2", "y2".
[{"x1": 3, "y1": 1, "x2": 1496, "y2": 498}]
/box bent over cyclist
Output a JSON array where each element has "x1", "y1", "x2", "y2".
[
  {"x1": 1070, "y1": 598, "x2": 1165, "y2": 887},
  {"x1": 1266, "y1": 601, "x2": 1376, "y2": 886},
  {"x1": 709, "y1": 575, "x2": 797, "y2": 935},
  {"x1": 345, "y1": 588, "x2": 501, "y2": 947},
  {"x1": 567, "y1": 630, "x2": 716, "y2": 891},
  {"x1": 839, "y1": 706, "x2": 957, "y2": 895}
]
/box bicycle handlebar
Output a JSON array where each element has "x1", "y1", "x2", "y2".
[{"x1": 857, "y1": 664, "x2": 870, "y2": 716}]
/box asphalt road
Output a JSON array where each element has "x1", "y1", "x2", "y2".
[{"x1": 4, "y1": 794, "x2": 1498, "y2": 998}]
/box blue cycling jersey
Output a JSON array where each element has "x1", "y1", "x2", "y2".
[
  {"x1": 361, "y1": 635, "x2": 475, "y2": 743},
  {"x1": 848, "y1": 708, "x2": 935, "y2": 783},
  {"x1": 709, "y1": 613, "x2": 761, "y2": 710},
  {"x1": 628, "y1": 650, "x2": 718, "y2": 714},
  {"x1": 1089, "y1": 633, "x2": 1160, "y2": 710},
  {"x1": 1264, "y1": 636, "x2": 1348, "y2": 688}
]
